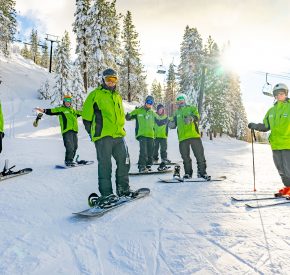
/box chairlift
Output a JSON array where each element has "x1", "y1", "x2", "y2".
[
  {"x1": 156, "y1": 59, "x2": 166, "y2": 74},
  {"x1": 262, "y1": 73, "x2": 273, "y2": 97}
]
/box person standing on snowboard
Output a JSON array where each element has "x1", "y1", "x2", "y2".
[
  {"x1": 248, "y1": 83, "x2": 290, "y2": 197},
  {"x1": 82, "y1": 68, "x2": 135, "y2": 208},
  {"x1": 35, "y1": 95, "x2": 82, "y2": 166},
  {"x1": 168, "y1": 93, "x2": 210, "y2": 180}
]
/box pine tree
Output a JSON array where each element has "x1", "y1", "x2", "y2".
[
  {"x1": 119, "y1": 10, "x2": 147, "y2": 102},
  {"x1": 71, "y1": 60, "x2": 85, "y2": 110},
  {"x1": 20, "y1": 44, "x2": 31, "y2": 59},
  {"x1": 40, "y1": 41, "x2": 49, "y2": 68},
  {"x1": 38, "y1": 80, "x2": 52, "y2": 100},
  {"x1": 0, "y1": 0, "x2": 17, "y2": 56},
  {"x1": 178, "y1": 26, "x2": 203, "y2": 105},
  {"x1": 52, "y1": 33, "x2": 72, "y2": 104},
  {"x1": 151, "y1": 79, "x2": 163, "y2": 105},
  {"x1": 73, "y1": 0, "x2": 91, "y2": 92},
  {"x1": 29, "y1": 29, "x2": 41, "y2": 64},
  {"x1": 164, "y1": 63, "x2": 178, "y2": 115}
]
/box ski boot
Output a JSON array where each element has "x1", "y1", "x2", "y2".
[
  {"x1": 173, "y1": 165, "x2": 181, "y2": 178},
  {"x1": 158, "y1": 162, "x2": 168, "y2": 171},
  {"x1": 275, "y1": 187, "x2": 290, "y2": 197},
  {"x1": 88, "y1": 193, "x2": 119, "y2": 208}
]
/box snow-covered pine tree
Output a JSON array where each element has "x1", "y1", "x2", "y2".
[
  {"x1": 151, "y1": 79, "x2": 163, "y2": 105},
  {"x1": 52, "y1": 32, "x2": 71, "y2": 105},
  {"x1": 164, "y1": 63, "x2": 178, "y2": 115},
  {"x1": 71, "y1": 59, "x2": 85, "y2": 110},
  {"x1": 201, "y1": 36, "x2": 229, "y2": 139},
  {"x1": 73, "y1": 0, "x2": 91, "y2": 93},
  {"x1": 0, "y1": 0, "x2": 17, "y2": 56},
  {"x1": 29, "y1": 29, "x2": 41, "y2": 64},
  {"x1": 20, "y1": 44, "x2": 31, "y2": 59},
  {"x1": 119, "y1": 10, "x2": 147, "y2": 102},
  {"x1": 37, "y1": 80, "x2": 52, "y2": 100},
  {"x1": 178, "y1": 25, "x2": 203, "y2": 105},
  {"x1": 86, "y1": 0, "x2": 120, "y2": 87},
  {"x1": 40, "y1": 41, "x2": 49, "y2": 68}
]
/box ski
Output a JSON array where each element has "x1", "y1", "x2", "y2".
[
  {"x1": 245, "y1": 198, "x2": 290, "y2": 209},
  {"x1": 129, "y1": 168, "x2": 173, "y2": 175},
  {"x1": 0, "y1": 168, "x2": 33, "y2": 181},
  {"x1": 55, "y1": 160, "x2": 94, "y2": 169},
  {"x1": 73, "y1": 188, "x2": 150, "y2": 217},
  {"x1": 33, "y1": 112, "x2": 43, "y2": 127},
  {"x1": 158, "y1": 175, "x2": 226, "y2": 183},
  {"x1": 231, "y1": 195, "x2": 288, "y2": 202}
]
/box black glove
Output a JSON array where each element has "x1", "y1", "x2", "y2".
[
  {"x1": 125, "y1": 113, "x2": 131, "y2": 121},
  {"x1": 248, "y1": 123, "x2": 256, "y2": 130},
  {"x1": 1, "y1": 132, "x2": 4, "y2": 138}
]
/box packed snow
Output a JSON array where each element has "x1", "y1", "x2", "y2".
[{"x1": 0, "y1": 54, "x2": 289, "y2": 275}]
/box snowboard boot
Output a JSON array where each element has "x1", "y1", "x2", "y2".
[
  {"x1": 138, "y1": 165, "x2": 149, "y2": 173},
  {"x1": 117, "y1": 188, "x2": 139, "y2": 198},
  {"x1": 146, "y1": 165, "x2": 152, "y2": 171},
  {"x1": 173, "y1": 165, "x2": 181, "y2": 178},
  {"x1": 153, "y1": 158, "x2": 159, "y2": 164},
  {"x1": 157, "y1": 162, "x2": 168, "y2": 171},
  {"x1": 183, "y1": 174, "x2": 192, "y2": 179},
  {"x1": 197, "y1": 172, "x2": 211, "y2": 181},
  {"x1": 88, "y1": 193, "x2": 119, "y2": 208},
  {"x1": 65, "y1": 161, "x2": 76, "y2": 167},
  {"x1": 161, "y1": 158, "x2": 171, "y2": 164},
  {"x1": 275, "y1": 186, "x2": 290, "y2": 197}
]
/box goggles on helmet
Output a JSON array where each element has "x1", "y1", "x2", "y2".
[
  {"x1": 176, "y1": 95, "x2": 186, "y2": 102},
  {"x1": 104, "y1": 75, "x2": 118, "y2": 84},
  {"x1": 63, "y1": 97, "x2": 72, "y2": 103},
  {"x1": 145, "y1": 99, "x2": 154, "y2": 105}
]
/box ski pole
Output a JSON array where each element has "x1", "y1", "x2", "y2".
[{"x1": 251, "y1": 129, "x2": 257, "y2": 192}]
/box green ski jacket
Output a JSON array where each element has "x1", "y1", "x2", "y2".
[
  {"x1": 82, "y1": 86, "x2": 126, "y2": 142},
  {"x1": 154, "y1": 114, "x2": 168, "y2": 138},
  {"x1": 45, "y1": 106, "x2": 82, "y2": 134}
]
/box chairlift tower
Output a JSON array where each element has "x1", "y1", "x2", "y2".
[{"x1": 45, "y1": 34, "x2": 59, "y2": 73}]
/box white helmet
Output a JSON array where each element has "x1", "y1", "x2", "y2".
[
  {"x1": 176, "y1": 93, "x2": 187, "y2": 102},
  {"x1": 272, "y1": 83, "x2": 288, "y2": 96}
]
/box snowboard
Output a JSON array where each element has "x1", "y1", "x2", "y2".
[
  {"x1": 158, "y1": 175, "x2": 227, "y2": 183},
  {"x1": 73, "y1": 188, "x2": 150, "y2": 217},
  {"x1": 151, "y1": 162, "x2": 179, "y2": 166},
  {"x1": 33, "y1": 113, "x2": 43, "y2": 127},
  {"x1": 55, "y1": 160, "x2": 94, "y2": 169},
  {"x1": 0, "y1": 168, "x2": 33, "y2": 182},
  {"x1": 129, "y1": 167, "x2": 173, "y2": 175}
]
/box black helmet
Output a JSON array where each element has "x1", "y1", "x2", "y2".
[{"x1": 102, "y1": 68, "x2": 117, "y2": 79}]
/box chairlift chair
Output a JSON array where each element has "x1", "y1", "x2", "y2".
[
  {"x1": 262, "y1": 73, "x2": 273, "y2": 97},
  {"x1": 156, "y1": 59, "x2": 166, "y2": 74}
]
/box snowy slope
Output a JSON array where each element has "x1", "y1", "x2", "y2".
[{"x1": 0, "y1": 54, "x2": 289, "y2": 275}]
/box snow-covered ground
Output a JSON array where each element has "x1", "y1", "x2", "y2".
[{"x1": 0, "y1": 54, "x2": 289, "y2": 275}]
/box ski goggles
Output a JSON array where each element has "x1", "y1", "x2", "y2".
[
  {"x1": 63, "y1": 97, "x2": 72, "y2": 103},
  {"x1": 145, "y1": 99, "x2": 154, "y2": 105},
  {"x1": 104, "y1": 75, "x2": 118, "y2": 84}
]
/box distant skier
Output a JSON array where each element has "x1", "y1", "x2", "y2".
[
  {"x1": 35, "y1": 95, "x2": 82, "y2": 166},
  {"x1": 248, "y1": 83, "x2": 290, "y2": 196},
  {"x1": 82, "y1": 68, "x2": 134, "y2": 208},
  {"x1": 0, "y1": 99, "x2": 4, "y2": 154},
  {"x1": 153, "y1": 104, "x2": 171, "y2": 166},
  {"x1": 126, "y1": 95, "x2": 158, "y2": 172},
  {"x1": 168, "y1": 93, "x2": 210, "y2": 180}
]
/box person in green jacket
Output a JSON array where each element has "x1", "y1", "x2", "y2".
[
  {"x1": 126, "y1": 95, "x2": 157, "y2": 173},
  {"x1": 35, "y1": 95, "x2": 82, "y2": 166},
  {"x1": 169, "y1": 93, "x2": 210, "y2": 180},
  {"x1": 0, "y1": 100, "x2": 4, "y2": 154},
  {"x1": 153, "y1": 104, "x2": 171, "y2": 165},
  {"x1": 82, "y1": 68, "x2": 134, "y2": 208},
  {"x1": 248, "y1": 83, "x2": 290, "y2": 197}
]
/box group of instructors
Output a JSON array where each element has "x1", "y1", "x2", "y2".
[{"x1": 1, "y1": 69, "x2": 290, "y2": 207}]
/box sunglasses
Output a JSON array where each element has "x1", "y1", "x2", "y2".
[{"x1": 104, "y1": 76, "x2": 118, "y2": 84}]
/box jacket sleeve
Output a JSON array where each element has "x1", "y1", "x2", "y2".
[
  {"x1": 126, "y1": 108, "x2": 138, "y2": 120},
  {"x1": 44, "y1": 107, "x2": 62, "y2": 116},
  {"x1": 155, "y1": 116, "x2": 168, "y2": 126},
  {"x1": 82, "y1": 92, "x2": 95, "y2": 135}
]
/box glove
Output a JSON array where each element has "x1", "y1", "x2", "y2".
[
  {"x1": 168, "y1": 120, "x2": 176, "y2": 129},
  {"x1": 248, "y1": 123, "x2": 256, "y2": 130},
  {"x1": 125, "y1": 113, "x2": 131, "y2": 121},
  {"x1": 1, "y1": 132, "x2": 4, "y2": 138},
  {"x1": 184, "y1": 116, "x2": 194, "y2": 125}
]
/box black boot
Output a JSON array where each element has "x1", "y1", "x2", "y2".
[{"x1": 173, "y1": 165, "x2": 181, "y2": 178}]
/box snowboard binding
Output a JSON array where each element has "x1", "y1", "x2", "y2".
[
  {"x1": 1, "y1": 160, "x2": 16, "y2": 176},
  {"x1": 173, "y1": 165, "x2": 181, "y2": 178}
]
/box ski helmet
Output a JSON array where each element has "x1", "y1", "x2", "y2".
[
  {"x1": 63, "y1": 95, "x2": 72, "y2": 103},
  {"x1": 176, "y1": 93, "x2": 187, "y2": 102},
  {"x1": 102, "y1": 68, "x2": 118, "y2": 83},
  {"x1": 272, "y1": 83, "x2": 288, "y2": 96},
  {"x1": 145, "y1": 95, "x2": 154, "y2": 105}
]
